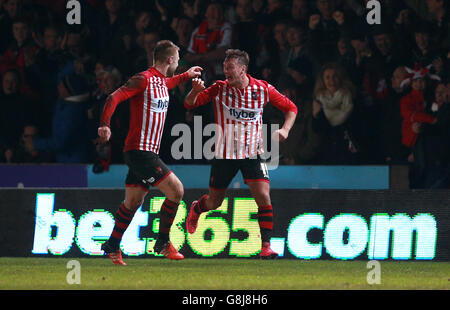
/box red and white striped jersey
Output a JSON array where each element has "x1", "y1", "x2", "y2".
[
  {"x1": 101, "y1": 67, "x2": 189, "y2": 154},
  {"x1": 185, "y1": 74, "x2": 298, "y2": 159}
]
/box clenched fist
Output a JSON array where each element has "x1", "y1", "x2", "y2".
[
  {"x1": 98, "y1": 126, "x2": 112, "y2": 143},
  {"x1": 187, "y1": 66, "x2": 203, "y2": 78},
  {"x1": 192, "y1": 77, "x2": 206, "y2": 92},
  {"x1": 272, "y1": 128, "x2": 289, "y2": 142}
]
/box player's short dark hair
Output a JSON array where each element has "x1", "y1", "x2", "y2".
[
  {"x1": 153, "y1": 40, "x2": 179, "y2": 63},
  {"x1": 225, "y1": 49, "x2": 249, "y2": 67}
]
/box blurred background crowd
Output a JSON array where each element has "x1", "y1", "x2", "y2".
[{"x1": 0, "y1": 0, "x2": 449, "y2": 188}]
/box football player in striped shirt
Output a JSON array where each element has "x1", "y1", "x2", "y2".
[
  {"x1": 97, "y1": 40, "x2": 202, "y2": 265},
  {"x1": 184, "y1": 49, "x2": 298, "y2": 259}
]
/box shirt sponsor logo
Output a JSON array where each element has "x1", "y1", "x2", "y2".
[
  {"x1": 228, "y1": 108, "x2": 257, "y2": 120},
  {"x1": 152, "y1": 99, "x2": 169, "y2": 110}
]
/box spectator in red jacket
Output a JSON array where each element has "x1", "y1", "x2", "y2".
[
  {"x1": 399, "y1": 64, "x2": 440, "y2": 149},
  {"x1": 184, "y1": 2, "x2": 232, "y2": 82}
]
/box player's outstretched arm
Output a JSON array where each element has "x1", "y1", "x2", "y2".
[
  {"x1": 98, "y1": 74, "x2": 147, "y2": 142},
  {"x1": 184, "y1": 77, "x2": 206, "y2": 109},
  {"x1": 166, "y1": 66, "x2": 203, "y2": 89},
  {"x1": 186, "y1": 66, "x2": 203, "y2": 78}
]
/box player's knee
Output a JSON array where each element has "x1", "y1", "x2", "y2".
[
  {"x1": 169, "y1": 180, "x2": 184, "y2": 203},
  {"x1": 125, "y1": 197, "x2": 144, "y2": 210},
  {"x1": 174, "y1": 185, "x2": 184, "y2": 202}
]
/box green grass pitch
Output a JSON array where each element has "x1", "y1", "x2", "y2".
[{"x1": 0, "y1": 258, "x2": 448, "y2": 290}]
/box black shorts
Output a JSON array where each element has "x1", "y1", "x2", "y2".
[
  {"x1": 209, "y1": 157, "x2": 270, "y2": 190},
  {"x1": 124, "y1": 150, "x2": 172, "y2": 191}
]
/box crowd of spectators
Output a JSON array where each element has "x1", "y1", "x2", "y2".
[{"x1": 0, "y1": 0, "x2": 449, "y2": 188}]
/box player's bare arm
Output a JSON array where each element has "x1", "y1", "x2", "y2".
[
  {"x1": 268, "y1": 86, "x2": 298, "y2": 142},
  {"x1": 273, "y1": 111, "x2": 297, "y2": 142},
  {"x1": 184, "y1": 78, "x2": 206, "y2": 107},
  {"x1": 165, "y1": 66, "x2": 203, "y2": 90},
  {"x1": 186, "y1": 66, "x2": 203, "y2": 78},
  {"x1": 98, "y1": 74, "x2": 147, "y2": 143}
]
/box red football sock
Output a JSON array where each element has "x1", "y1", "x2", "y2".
[{"x1": 258, "y1": 205, "x2": 273, "y2": 243}]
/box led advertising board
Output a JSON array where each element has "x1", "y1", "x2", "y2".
[{"x1": 0, "y1": 189, "x2": 448, "y2": 260}]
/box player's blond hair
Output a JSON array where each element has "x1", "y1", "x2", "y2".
[{"x1": 154, "y1": 40, "x2": 180, "y2": 63}]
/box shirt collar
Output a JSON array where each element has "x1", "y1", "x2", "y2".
[{"x1": 149, "y1": 67, "x2": 165, "y2": 78}]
